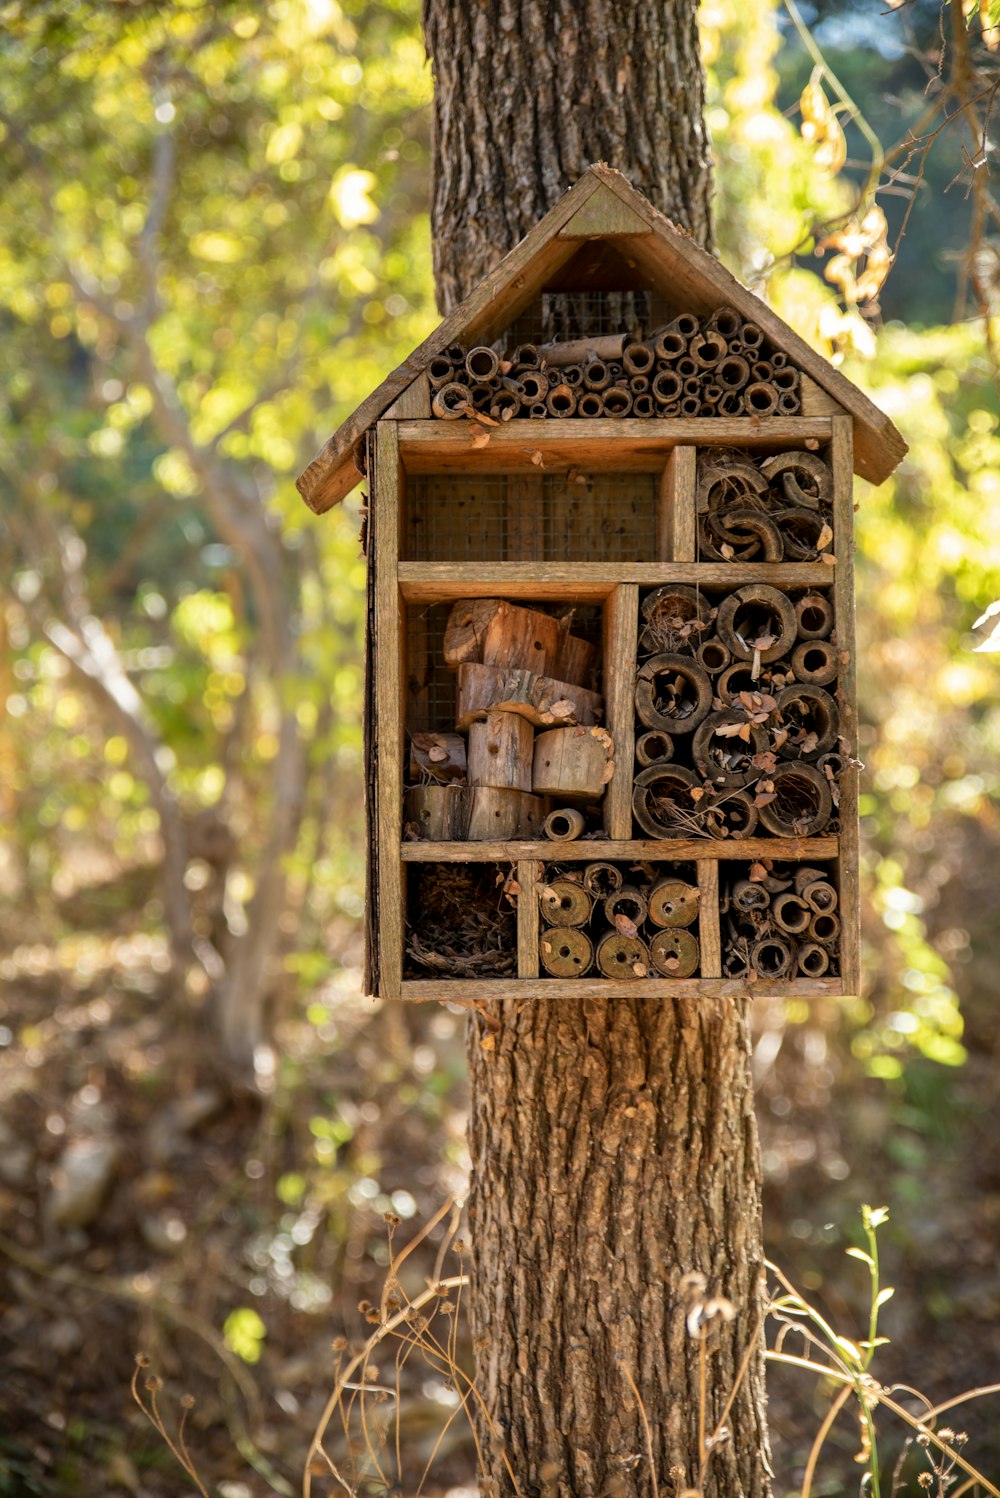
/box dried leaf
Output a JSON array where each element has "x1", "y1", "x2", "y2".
[
  {"x1": 753, "y1": 791, "x2": 776, "y2": 807},
  {"x1": 816, "y1": 522, "x2": 834, "y2": 550},
  {"x1": 541, "y1": 940, "x2": 552, "y2": 954},
  {"x1": 689, "y1": 786, "x2": 706, "y2": 803},
  {"x1": 663, "y1": 955, "x2": 680, "y2": 970},
  {"x1": 550, "y1": 698, "x2": 575, "y2": 718},
  {"x1": 601, "y1": 760, "x2": 616, "y2": 784},
  {"x1": 773, "y1": 727, "x2": 789, "y2": 750},
  {"x1": 738, "y1": 722, "x2": 753, "y2": 743},
  {"x1": 749, "y1": 862, "x2": 769, "y2": 883},
  {"x1": 504, "y1": 879, "x2": 521, "y2": 897},
  {"x1": 820, "y1": 552, "x2": 837, "y2": 567},
  {"x1": 529, "y1": 449, "x2": 545, "y2": 467},
  {"x1": 427, "y1": 745, "x2": 449, "y2": 762},
  {"x1": 752, "y1": 751, "x2": 778, "y2": 772},
  {"x1": 615, "y1": 913, "x2": 639, "y2": 939},
  {"x1": 800, "y1": 731, "x2": 819, "y2": 754},
  {"x1": 632, "y1": 962, "x2": 648, "y2": 977},
  {"x1": 536, "y1": 883, "x2": 558, "y2": 905},
  {"x1": 753, "y1": 632, "x2": 776, "y2": 651},
  {"x1": 715, "y1": 721, "x2": 746, "y2": 738},
  {"x1": 720, "y1": 543, "x2": 734, "y2": 560}
]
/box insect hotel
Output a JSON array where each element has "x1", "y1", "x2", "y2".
[{"x1": 297, "y1": 166, "x2": 906, "y2": 1003}]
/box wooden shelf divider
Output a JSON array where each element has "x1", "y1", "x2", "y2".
[
  {"x1": 401, "y1": 976, "x2": 843, "y2": 1001},
  {"x1": 661, "y1": 446, "x2": 697, "y2": 561},
  {"x1": 831, "y1": 412, "x2": 860, "y2": 994},
  {"x1": 604, "y1": 584, "x2": 639, "y2": 838},
  {"x1": 398, "y1": 560, "x2": 833, "y2": 603},
  {"x1": 697, "y1": 861, "x2": 722, "y2": 978},
  {"x1": 517, "y1": 859, "x2": 542, "y2": 979},
  {"x1": 375, "y1": 421, "x2": 404, "y2": 1000},
  {"x1": 400, "y1": 836, "x2": 839, "y2": 863}
]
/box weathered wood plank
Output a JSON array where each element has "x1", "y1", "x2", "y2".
[
  {"x1": 383, "y1": 372, "x2": 431, "y2": 420},
  {"x1": 517, "y1": 859, "x2": 542, "y2": 978},
  {"x1": 830, "y1": 412, "x2": 860, "y2": 995},
  {"x1": 798, "y1": 373, "x2": 842, "y2": 417},
  {"x1": 398, "y1": 560, "x2": 834, "y2": 604},
  {"x1": 603, "y1": 584, "x2": 638, "y2": 838},
  {"x1": 400, "y1": 836, "x2": 840, "y2": 862},
  {"x1": 375, "y1": 422, "x2": 403, "y2": 1000},
  {"x1": 557, "y1": 181, "x2": 652, "y2": 238},
  {"x1": 660, "y1": 445, "x2": 697, "y2": 561},
  {"x1": 697, "y1": 860, "x2": 722, "y2": 978},
  {"x1": 397, "y1": 417, "x2": 834, "y2": 475},
  {"x1": 401, "y1": 976, "x2": 843, "y2": 1001}
]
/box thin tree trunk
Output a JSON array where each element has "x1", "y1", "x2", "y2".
[{"x1": 423, "y1": 4, "x2": 772, "y2": 1493}]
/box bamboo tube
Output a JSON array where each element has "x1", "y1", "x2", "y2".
[
  {"x1": 431, "y1": 382, "x2": 472, "y2": 418},
  {"x1": 690, "y1": 330, "x2": 726, "y2": 367},
  {"x1": 543, "y1": 807, "x2": 586, "y2": 842},
  {"x1": 751, "y1": 360, "x2": 774, "y2": 382},
  {"x1": 796, "y1": 942, "x2": 829, "y2": 977},
  {"x1": 466, "y1": 788, "x2": 544, "y2": 840},
  {"x1": 602, "y1": 386, "x2": 632, "y2": 416},
  {"x1": 707, "y1": 306, "x2": 741, "y2": 339},
  {"x1": 630, "y1": 375, "x2": 650, "y2": 393},
  {"x1": 739, "y1": 321, "x2": 765, "y2": 349},
  {"x1": 743, "y1": 382, "x2": 779, "y2": 416},
  {"x1": 771, "y1": 349, "x2": 788, "y2": 368},
  {"x1": 443, "y1": 342, "x2": 465, "y2": 362},
  {"x1": 717, "y1": 392, "x2": 744, "y2": 416},
  {"x1": 773, "y1": 366, "x2": 800, "y2": 391},
  {"x1": 751, "y1": 935, "x2": 793, "y2": 979},
  {"x1": 679, "y1": 395, "x2": 701, "y2": 416},
  {"x1": 715, "y1": 584, "x2": 797, "y2": 663},
  {"x1": 468, "y1": 382, "x2": 495, "y2": 411},
  {"x1": 652, "y1": 369, "x2": 683, "y2": 405},
  {"x1": 649, "y1": 928, "x2": 699, "y2": 977},
  {"x1": 561, "y1": 364, "x2": 585, "y2": 386},
  {"x1": 717, "y1": 355, "x2": 750, "y2": 390},
  {"x1": 647, "y1": 878, "x2": 699, "y2": 928},
  {"x1": 584, "y1": 862, "x2": 624, "y2": 898},
  {"x1": 528, "y1": 402, "x2": 548, "y2": 418},
  {"x1": 701, "y1": 383, "x2": 723, "y2": 408},
  {"x1": 692, "y1": 712, "x2": 768, "y2": 787},
  {"x1": 467, "y1": 710, "x2": 535, "y2": 791},
  {"x1": 466, "y1": 346, "x2": 500, "y2": 381},
  {"x1": 546, "y1": 383, "x2": 577, "y2": 417},
  {"x1": 511, "y1": 343, "x2": 541, "y2": 368},
  {"x1": 756, "y1": 763, "x2": 833, "y2": 837},
  {"x1": 623, "y1": 341, "x2": 655, "y2": 376},
  {"x1": 791, "y1": 639, "x2": 838, "y2": 686},
  {"x1": 676, "y1": 355, "x2": 698, "y2": 378},
  {"x1": 695, "y1": 638, "x2": 731, "y2": 675},
  {"x1": 706, "y1": 788, "x2": 758, "y2": 839},
  {"x1": 652, "y1": 327, "x2": 688, "y2": 361},
  {"x1": 404, "y1": 786, "x2": 470, "y2": 841},
  {"x1": 809, "y1": 911, "x2": 841, "y2": 944},
  {"x1": 817, "y1": 752, "x2": 845, "y2": 781},
  {"x1": 778, "y1": 391, "x2": 801, "y2": 414},
  {"x1": 538, "y1": 334, "x2": 626, "y2": 367},
  {"x1": 771, "y1": 892, "x2": 811, "y2": 935},
  {"x1": 774, "y1": 684, "x2": 840, "y2": 758},
  {"x1": 635, "y1": 653, "x2": 713, "y2": 733},
  {"x1": 635, "y1": 729, "x2": 674, "y2": 767},
  {"x1": 577, "y1": 391, "x2": 605, "y2": 418},
  {"x1": 428, "y1": 354, "x2": 456, "y2": 388},
  {"x1": 794, "y1": 592, "x2": 835, "y2": 639},
  {"x1": 801, "y1": 878, "x2": 838, "y2": 913},
  {"x1": 793, "y1": 866, "x2": 830, "y2": 897},
  {"x1": 490, "y1": 389, "x2": 522, "y2": 421},
  {"x1": 538, "y1": 878, "x2": 593, "y2": 928},
  {"x1": 731, "y1": 879, "x2": 769, "y2": 913},
  {"x1": 703, "y1": 508, "x2": 784, "y2": 561},
  {"x1": 633, "y1": 393, "x2": 655, "y2": 417},
  {"x1": 631, "y1": 763, "x2": 703, "y2": 838},
  {"x1": 595, "y1": 930, "x2": 649, "y2": 979},
  {"x1": 716, "y1": 662, "x2": 760, "y2": 706},
  {"x1": 583, "y1": 361, "x2": 612, "y2": 391},
  {"x1": 604, "y1": 884, "x2": 649, "y2": 929},
  {"x1": 760, "y1": 451, "x2": 833, "y2": 508},
  {"x1": 540, "y1": 926, "x2": 594, "y2": 978},
  {"x1": 516, "y1": 370, "x2": 548, "y2": 402}
]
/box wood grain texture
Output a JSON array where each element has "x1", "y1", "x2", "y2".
[
  {"x1": 402, "y1": 976, "x2": 840, "y2": 999},
  {"x1": 831, "y1": 413, "x2": 861, "y2": 995},
  {"x1": 662, "y1": 445, "x2": 697, "y2": 561},
  {"x1": 517, "y1": 859, "x2": 543, "y2": 978},
  {"x1": 557, "y1": 181, "x2": 653, "y2": 238},
  {"x1": 603, "y1": 585, "x2": 638, "y2": 837},
  {"x1": 697, "y1": 859, "x2": 722, "y2": 977},
  {"x1": 397, "y1": 416, "x2": 834, "y2": 474},
  {"x1": 401, "y1": 836, "x2": 839, "y2": 861},
  {"x1": 399, "y1": 560, "x2": 833, "y2": 604},
  {"x1": 375, "y1": 423, "x2": 403, "y2": 1000},
  {"x1": 382, "y1": 372, "x2": 431, "y2": 420}
]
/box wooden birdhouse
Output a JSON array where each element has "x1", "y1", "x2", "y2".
[{"x1": 297, "y1": 166, "x2": 906, "y2": 1003}]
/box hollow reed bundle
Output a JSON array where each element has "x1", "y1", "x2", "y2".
[
  {"x1": 538, "y1": 862, "x2": 700, "y2": 979},
  {"x1": 696, "y1": 448, "x2": 835, "y2": 563},
  {"x1": 720, "y1": 862, "x2": 840, "y2": 981},
  {"x1": 427, "y1": 306, "x2": 802, "y2": 423},
  {"x1": 632, "y1": 582, "x2": 844, "y2": 840}
]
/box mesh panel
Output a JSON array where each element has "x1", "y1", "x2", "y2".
[
  {"x1": 405, "y1": 472, "x2": 658, "y2": 563},
  {"x1": 502, "y1": 289, "x2": 673, "y2": 347}
]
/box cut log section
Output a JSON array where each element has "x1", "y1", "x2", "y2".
[
  {"x1": 595, "y1": 930, "x2": 649, "y2": 979},
  {"x1": 403, "y1": 786, "x2": 470, "y2": 841},
  {"x1": 467, "y1": 711, "x2": 534, "y2": 791},
  {"x1": 532, "y1": 726, "x2": 614, "y2": 800},
  {"x1": 634, "y1": 654, "x2": 713, "y2": 734},
  {"x1": 409, "y1": 732, "x2": 467, "y2": 784},
  {"x1": 540, "y1": 925, "x2": 594, "y2": 977},
  {"x1": 649, "y1": 928, "x2": 700, "y2": 978},
  {"x1": 647, "y1": 879, "x2": 699, "y2": 928},
  {"x1": 455, "y1": 663, "x2": 603, "y2": 731},
  {"x1": 466, "y1": 788, "x2": 544, "y2": 841},
  {"x1": 443, "y1": 599, "x2": 596, "y2": 687},
  {"x1": 538, "y1": 878, "x2": 593, "y2": 928}
]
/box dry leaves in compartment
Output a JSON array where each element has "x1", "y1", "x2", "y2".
[{"x1": 405, "y1": 863, "x2": 518, "y2": 978}]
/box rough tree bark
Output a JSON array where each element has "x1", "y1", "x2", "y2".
[{"x1": 422, "y1": 5, "x2": 772, "y2": 1495}]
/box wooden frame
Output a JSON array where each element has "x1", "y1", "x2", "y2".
[{"x1": 376, "y1": 412, "x2": 861, "y2": 1002}]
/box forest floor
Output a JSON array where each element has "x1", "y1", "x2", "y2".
[{"x1": 2, "y1": 920, "x2": 999, "y2": 1497}]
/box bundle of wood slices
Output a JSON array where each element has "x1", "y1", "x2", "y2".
[
  {"x1": 405, "y1": 599, "x2": 612, "y2": 841},
  {"x1": 720, "y1": 861, "x2": 840, "y2": 981},
  {"x1": 427, "y1": 305, "x2": 801, "y2": 423},
  {"x1": 697, "y1": 448, "x2": 834, "y2": 562},
  {"x1": 632, "y1": 583, "x2": 845, "y2": 840},
  {"x1": 405, "y1": 864, "x2": 517, "y2": 978},
  {"x1": 538, "y1": 861, "x2": 700, "y2": 980}
]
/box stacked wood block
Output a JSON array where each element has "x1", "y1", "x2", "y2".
[
  {"x1": 697, "y1": 447, "x2": 834, "y2": 562},
  {"x1": 404, "y1": 598, "x2": 609, "y2": 841},
  {"x1": 427, "y1": 305, "x2": 801, "y2": 424},
  {"x1": 538, "y1": 861, "x2": 700, "y2": 980},
  {"x1": 632, "y1": 578, "x2": 843, "y2": 840},
  {"x1": 720, "y1": 861, "x2": 840, "y2": 981}
]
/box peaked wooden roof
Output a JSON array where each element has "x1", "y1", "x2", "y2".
[{"x1": 296, "y1": 165, "x2": 906, "y2": 514}]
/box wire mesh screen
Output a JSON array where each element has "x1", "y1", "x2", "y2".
[
  {"x1": 405, "y1": 601, "x2": 605, "y2": 735},
  {"x1": 405, "y1": 471, "x2": 658, "y2": 563},
  {"x1": 502, "y1": 289, "x2": 674, "y2": 349}
]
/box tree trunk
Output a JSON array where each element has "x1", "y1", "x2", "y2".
[
  {"x1": 423, "y1": 4, "x2": 772, "y2": 1494},
  {"x1": 423, "y1": 0, "x2": 715, "y2": 315}
]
